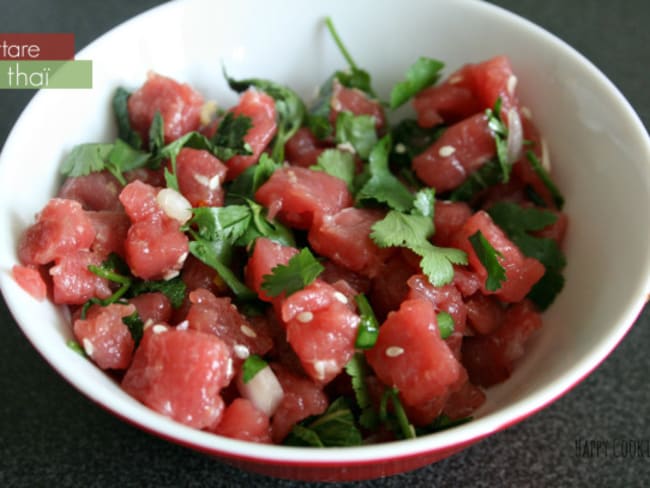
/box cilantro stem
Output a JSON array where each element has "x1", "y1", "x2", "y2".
[{"x1": 325, "y1": 17, "x2": 358, "y2": 69}]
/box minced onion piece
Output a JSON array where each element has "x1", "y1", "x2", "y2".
[
  {"x1": 156, "y1": 188, "x2": 192, "y2": 225},
  {"x1": 541, "y1": 137, "x2": 551, "y2": 172},
  {"x1": 506, "y1": 107, "x2": 523, "y2": 164},
  {"x1": 237, "y1": 365, "x2": 284, "y2": 416}
]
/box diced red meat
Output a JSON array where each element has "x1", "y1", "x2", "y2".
[
  {"x1": 57, "y1": 171, "x2": 123, "y2": 211},
  {"x1": 255, "y1": 166, "x2": 353, "y2": 230},
  {"x1": 175, "y1": 147, "x2": 227, "y2": 207},
  {"x1": 319, "y1": 260, "x2": 371, "y2": 295},
  {"x1": 413, "y1": 65, "x2": 480, "y2": 127},
  {"x1": 12, "y1": 264, "x2": 47, "y2": 301},
  {"x1": 128, "y1": 292, "x2": 172, "y2": 326},
  {"x1": 465, "y1": 292, "x2": 504, "y2": 335},
  {"x1": 442, "y1": 381, "x2": 486, "y2": 420},
  {"x1": 330, "y1": 79, "x2": 386, "y2": 132},
  {"x1": 452, "y1": 266, "x2": 482, "y2": 297},
  {"x1": 86, "y1": 210, "x2": 130, "y2": 258},
  {"x1": 124, "y1": 217, "x2": 189, "y2": 281},
  {"x1": 18, "y1": 198, "x2": 96, "y2": 266},
  {"x1": 186, "y1": 288, "x2": 273, "y2": 368},
  {"x1": 406, "y1": 274, "x2": 468, "y2": 335},
  {"x1": 413, "y1": 113, "x2": 496, "y2": 192},
  {"x1": 462, "y1": 299, "x2": 542, "y2": 387},
  {"x1": 124, "y1": 167, "x2": 166, "y2": 187},
  {"x1": 118, "y1": 180, "x2": 161, "y2": 222},
  {"x1": 533, "y1": 209, "x2": 568, "y2": 245},
  {"x1": 453, "y1": 210, "x2": 545, "y2": 302},
  {"x1": 245, "y1": 238, "x2": 299, "y2": 302},
  {"x1": 432, "y1": 200, "x2": 472, "y2": 247},
  {"x1": 127, "y1": 72, "x2": 204, "y2": 145},
  {"x1": 281, "y1": 280, "x2": 360, "y2": 384},
  {"x1": 49, "y1": 250, "x2": 113, "y2": 305},
  {"x1": 73, "y1": 303, "x2": 136, "y2": 370},
  {"x1": 285, "y1": 127, "x2": 330, "y2": 167},
  {"x1": 212, "y1": 398, "x2": 272, "y2": 443},
  {"x1": 270, "y1": 363, "x2": 329, "y2": 443},
  {"x1": 471, "y1": 55, "x2": 519, "y2": 118},
  {"x1": 224, "y1": 89, "x2": 277, "y2": 179},
  {"x1": 365, "y1": 298, "x2": 464, "y2": 407},
  {"x1": 369, "y1": 251, "x2": 420, "y2": 321},
  {"x1": 122, "y1": 327, "x2": 233, "y2": 429},
  {"x1": 308, "y1": 207, "x2": 392, "y2": 278}
]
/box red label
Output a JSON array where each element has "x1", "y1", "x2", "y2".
[{"x1": 0, "y1": 33, "x2": 75, "y2": 60}]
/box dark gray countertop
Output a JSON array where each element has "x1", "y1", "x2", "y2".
[{"x1": 1, "y1": 1, "x2": 649, "y2": 486}]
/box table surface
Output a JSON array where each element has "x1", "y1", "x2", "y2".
[{"x1": 1, "y1": 1, "x2": 649, "y2": 487}]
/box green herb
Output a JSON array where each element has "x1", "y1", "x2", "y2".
[
  {"x1": 485, "y1": 98, "x2": 511, "y2": 182},
  {"x1": 335, "y1": 112, "x2": 378, "y2": 160},
  {"x1": 190, "y1": 205, "x2": 253, "y2": 243},
  {"x1": 449, "y1": 159, "x2": 503, "y2": 202},
  {"x1": 389, "y1": 57, "x2": 444, "y2": 109},
  {"x1": 417, "y1": 414, "x2": 473, "y2": 435},
  {"x1": 112, "y1": 87, "x2": 143, "y2": 149},
  {"x1": 130, "y1": 277, "x2": 187, "y2": 309},
  {"x1": 148, "y1": 111, "x2": 165, "y2": 154},
  {"x1": 370, "y1": 189, "x2": 467, "y2": 286},
  {"x1": 60, "y1": 143, "x2": 114, "y2": 179},
  {"x1": 306, "y1": 75, "x2": 336, "y2": 140},
  {"x1": 285, "y1": 397, "x2": 363, "y2": 447},
  {"x1": 379, "y1": 388, "x2": 416, "y2": 440},
  {"x1": 233, "y1": 199, "x2": 295, "y2": 248},
  {"x1": 241, "y1": 354, "x2": 268, "y2": 383},
  {"x1": 356, "y1": 135, "x2": 414, "y2": 211},
  {"x1": 210, "y1": 112, "x2": 253, "y2": 161},
  {"x1": 225, "y1": 72, "x2": 306, "y2": 162},
  {"x1": 310, "y1": 148, "x2": 356, "y2": 189},
  {"x1": 226, "y1": 153, "x2": 281, "y2": 202},
  {"x1": 487, "y1": 202, "x2": 566, "y2": 309},
  {"x1": 353, "y1": 294, "x2": 380, "y2": 349},
  {"x1": 106, "y1": 139, "x2": 150, "y2": 180},
  {"x1": 468, "y1": 230, "x2": 506, "y2": 291},
  {"x1": 437, "y1": 311, "x2": 455, "y2": 339},
  {"x1": 412, "y1": 187, "x2": 436, "y2": 218},
  {"x1": 122, "y1": 311, "x2": 145, "y2": 346},
  {"x1": 344, "y1": 353, "x2": 378, "y2": 429},
  {"x1": 324, "y1": 17, "x2": 376, "y2": 97},
  {"x1": 261, "y1": 247, "x2": 324, "y2": 298},
  {"x1": 66, "y1": 340, "x2": 86, "y2": 357},
  {"x1": 525, "y1": 150, "x2": 565, "y2": 209},
  {"x1": 85, "y1": 255, "x2": 133, "y2": 313}
]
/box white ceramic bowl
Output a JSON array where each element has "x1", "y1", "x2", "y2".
[{"x1": 1, "y1": 0, "x2": 649, "y2": 481}]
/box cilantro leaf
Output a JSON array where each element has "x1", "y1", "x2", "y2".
[
  {"x1": 241, "y1": 354, "x2": 268, "y2": 383},
  {"x1": 122, "y1": 311, "x2": 145, "y2": 346},
  {"x1": 225, "y1": 72, "x2": 306, "y2": 162},
  {"x1": 284, "y1": 397, "x2": 363, "y2": 447},
  {"x1": 370, "y1": 210, "x2": 433, "y2": 247},
  {"x1": 226, "y1": 153, "x2": 281, "y2": 202},
  {"x1": 390, "y1": 118, "x2": 446, "y2": 167},
  {"x1": 307, "y1": 74, "x2": 336, "y2": 140},
  {"x1": 412, "y1": 187, "x2": 436, "y2": 219},
  {"x1": 60, "y1": 143, "x2": 114, "y2": 178},
  {"x1": 261, "y1": 248, "x2": 324, "y2": 298},
  {"x1": 130, "y1": 277, "x2": 187, "y2": 309},
  {"x1": 148, "y1": 111, "x2": 165, "y2": 154},
  {"x1": 416, "y1": 242, "x2": 467, "y2": 287},
  {"x1": 525, "y1": 150, "x2": 565, "y2": 209},
  {"x1": 67, "y1": 340, "x2": 86, "y2": 357},
  {"x1": 487, "y1": 202, "x2": 566, "y2": 309},
  {"x1": 345, "y1": 353, "x2": 379, "y2": 430},
  {"x1": 379, "y1": 388, "x2": 416, "y2": 440},
  {"x1": 335, "y1": 111, "x2": 378, "y2": 160},
  {"x1": 356, "y1": 135, "x2": 414, "y2": 211},
  {"x1": 485, "y1": 98, "x2": 511, "y2": 182},
  {"x1": 417, "y1": 414, "x2": 473, "y2": 435},
  {"x1": 105, "y1": 139, "x2": 150, "y2": 184},
  {"x1": 190, "y1": 205, "x2": 252, "y2": 243},
  {"x1": 353, "y1": 294, "x2": 380, "y2": 349},
  {"x1": 310, "y1": 148, "x2": 356, "y2": 189},
  {"x1": 210, "y1": 112, "x2": 253, "y2": 161},
  {"x1": 389, "y1": 57, "x2": 444, "y2": 109},
  {"x1": 468, "y1": 230, "x2": 506, "y2": 291},
  {"x1": 112, "y1": 87, "x2": 142, "y2": 149},
  {"x1": 449, "y1": 159, "x2": 504, "y2": 203},
  {"x1": 233, "y1": 199, "x2": 295, "y2": 248},
  {"x1": 437, "y1": 311, "x2": 455, "y2": 339}
]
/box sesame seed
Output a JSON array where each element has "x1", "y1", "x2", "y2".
[
  {"x1": 541, "y1": 137, "x2": 551, "y2": 172},
  {"x1": 233, "y1": 344, "x2": 250, "y2": 359},
  {"x1": 438, "y1": 145, "x2": 456, "y2": 157},
  {"x1": 152, "y1": 324, "x2": 168, "y2": 334},
  {"x1": 449, "y1": 75, "x2": 464, "y2": 85},
  {"x1": 297, "y1": 311, "x2": 314, "y2": 323},
  {"x1": 520, "y1": 106, "x2": 533, "y2": 120},
  {"x1": 333, "y1": 291, "x2": 348, "y2": 304},
  {"x1": 193, "y1": 173, "x2": 211, "y2": 187},
  {"x1": 208, "y1": 174, "x2": 222, "y2": 190},
  {"x1": 336, "y1": 141, "x2": 356, "y2": 154},
  {"x1": 82, "y1": 338, "x2": 94, "y2": 356},
  {"x1": 507, "y1": 74, "x2": 518, "y2": 96},
  {"x1": 226, "y1": 358, "x2": 234, "y2": 379},
  {"x1": 240, "y1": 324, "x2": 257, "y2": 338},
  {"x1": 394, "y1": 143, "x2": 407, "y2": 154},
  {"x1": 162, "y1": 269, "x2": 180, "y2": 281},
  {"x1": 385, "y1": 346, "x2": 405, "y2": 358},
  {"x1": 287, "y1": 170, "x2": 298, "y2": 184},
  {"x1": 176, "y1": 320, "x2": 189, "y2": 331},
  {"x1": 143, "y1": 319, "x2": 154, "y2": 330}
]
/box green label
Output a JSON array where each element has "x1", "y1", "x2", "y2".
[{"x1": 0, "y1": 60, "x2": 92, "y2": 89}]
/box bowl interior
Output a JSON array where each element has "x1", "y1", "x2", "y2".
[{"x1": 1, "y1": 0, "x2": 649, "y2": 466}]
